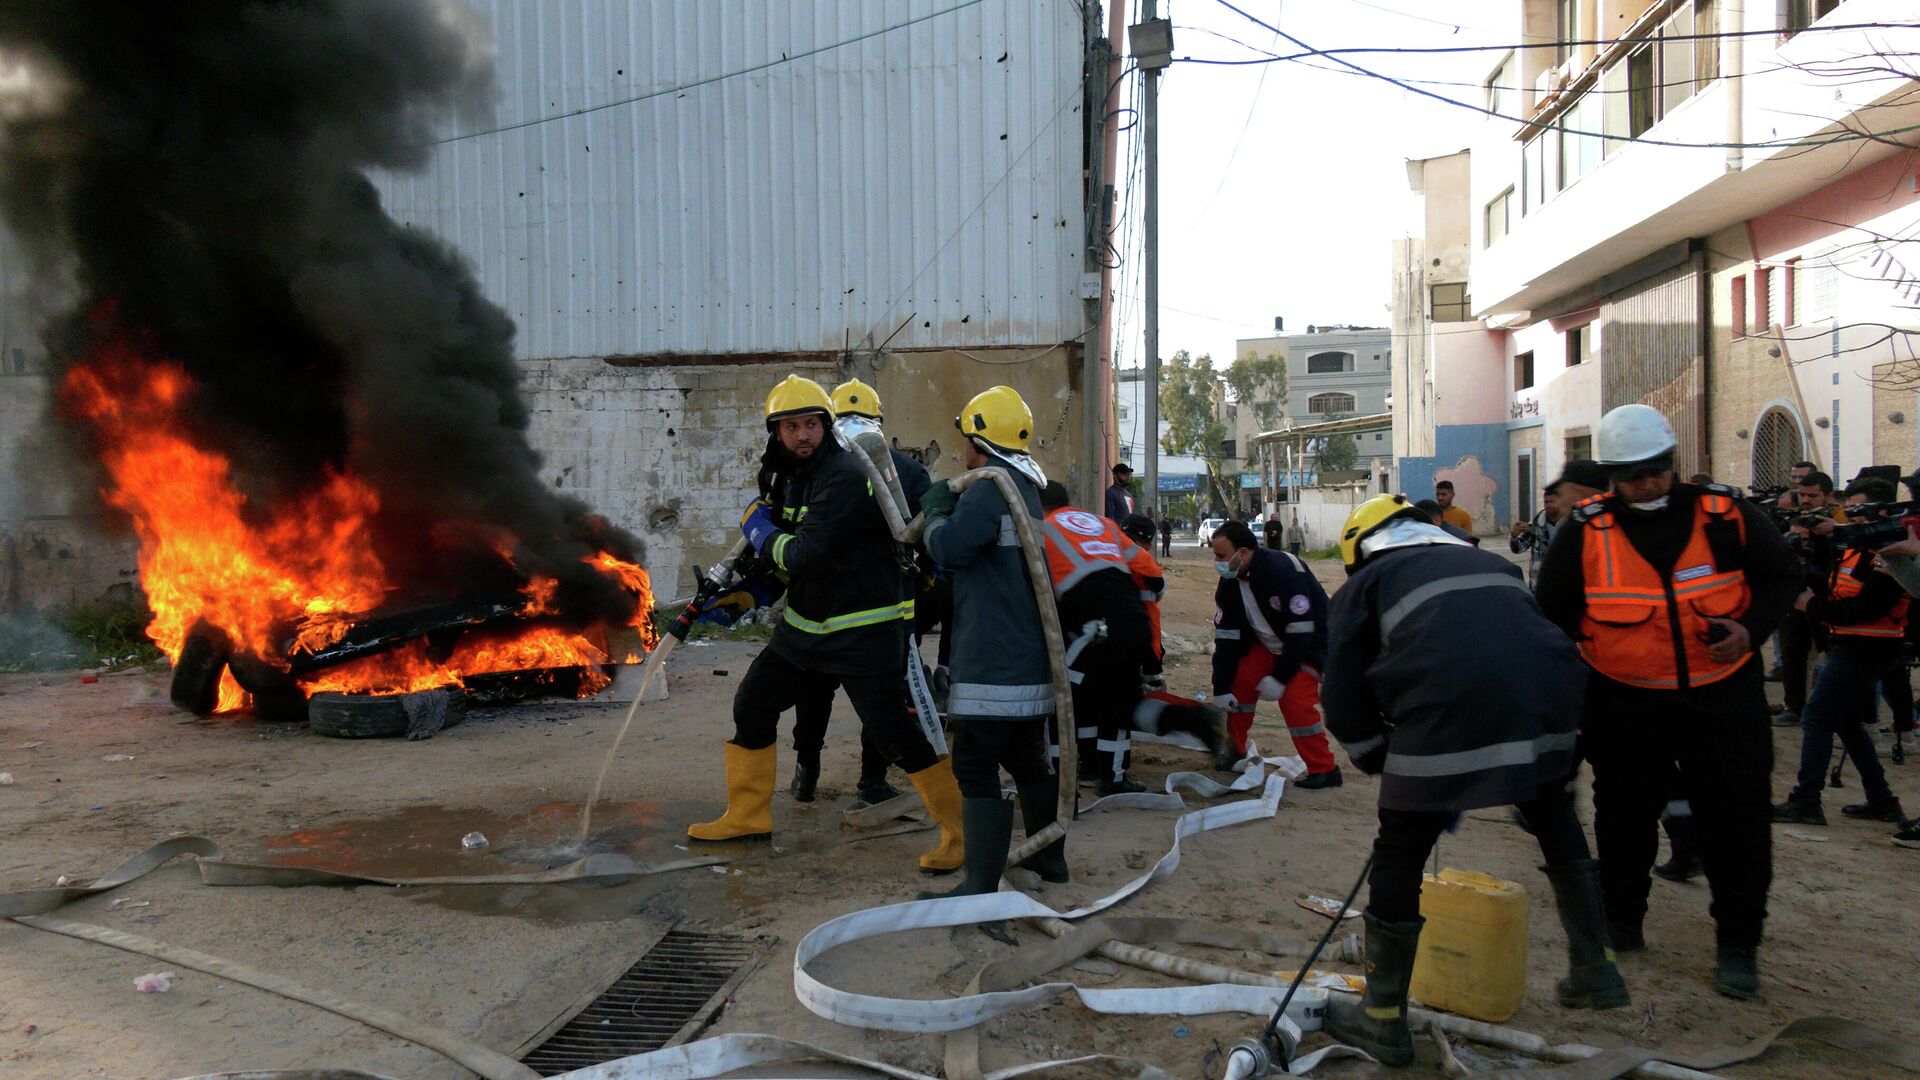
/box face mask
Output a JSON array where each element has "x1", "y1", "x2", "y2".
[
  {"x1": 1628, "y1": 496, "x2": 1670, "y2": 512},
  {"x1": 1215, "y1": 555, "x2": 1240, "y2": 579}
]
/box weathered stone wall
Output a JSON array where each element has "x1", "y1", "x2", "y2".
[{"x1": 0, "y1": 374, "x2": 142, "y2": 613}]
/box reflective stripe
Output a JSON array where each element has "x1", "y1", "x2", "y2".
[
  {"x1": 1379, "y1": 572, "x2": 1529, "y2": 643},
  {"x1": 997, "y1": 515, "x2": 1019, "y2": 546},
  {"x1": 1140, "y1": 590, "x2": 1161, "y2": 603},
  {"x1": 949, "y1": 681, "x2": 1053, "y2": 717},
  {"x1": 771, "y1": 532, "x2": 795, "y2": 570},
  {"x1": 1832, "y1": 624, "x2": 1907, "y2": 638},
  {"x1": 1045, "y1": 517, "x2": 1132, "y2": 596},
  {"x1": 1240, "y1": 579, "x2": 1283, "y2": 653},
  {"x1": 1214, "y1": 629, "x2": 1242, "y2": 640},
  {"x1": 1283, "y1": 621, "x2": 1314, "y2": 635},
  {"x1": 1665, "y1": 800, "x2": 1692, "y2": 818},
  {"x1": 782, "y1": 600, "x2": 915, "y2": 635},
  {"x1": 1342, "y1": 734, "x2": 1386, "y2": 757},
  {"x1": 1056, "y1": 559, "x2": 1129, "y2": 596},
  {"x1": 1384, "y1": 732, "x2": 1577, "y2": 778},
  {"x1": 1288, "y1": 720, "x2": 1326, "y2": 738}
]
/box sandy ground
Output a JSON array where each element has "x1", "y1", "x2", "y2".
[{"x1": 2, "y1": 543, "x2": 1918, "y2": 1079}]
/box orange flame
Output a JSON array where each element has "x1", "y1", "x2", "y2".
[{"x1": 61, "y1": 330, "x2": 656, "y2": 710}]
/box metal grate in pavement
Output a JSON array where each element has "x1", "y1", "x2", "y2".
[{"x1": 519, "y1": 929, "x2": 762, "y2": 1075}]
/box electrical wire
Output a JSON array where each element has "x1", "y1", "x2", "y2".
[
  {"x1": 429, "y1": 0, "x2": 990, "y2": 145},
  {"x1": 1207, "y1": 1, "x2": 1920, "y2": 152},
  {"x1": 1195, "y1": 19, "x2": 1920, "y2": 60}
]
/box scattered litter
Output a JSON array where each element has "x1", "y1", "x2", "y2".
[
  {"x1": 55, "y1": 875, "x2": 77, "y2": 887},
  {"x1": 1280, "y1": 969, "x2": 1367, "y2": 992},
  {"x1": 1782, "y1": 829, "x2": 1828, "y2": 844},
  {"x1": 689, "y1": 639, "x2": 711, "y2": 647},
  {"x1": 710, "y1": 866, "x2": 728, "y2": 874},
  {"x1": 1173, "y1": 1026, "x2": 1190, "y2": 1039},
  {"x1": 133, "y1": 972, "x2": 175, "y2": 994},
  {"x1": 110, "y1": 897, "x2": 150, "y2": 909},
  {"x1": 712, "y1": 668, "x2": 729, "y2": 676},
  {"x1": 89, "y1": 804, "x2": 103, "y2": 811},
  {"x1": 80, "y1": 676, "x2": 99, "y2": 684},
  {"x1": 459, "y1": 831, "x2": 489, "y2": 852},
  {"x1": 15, "y1": 741, "x2": 43, "y2": 750},
  {"x1": 23, "y1": 1024, "x2": 35, "y2": 1035},
  {"x1": 102, "y1": 754, "x2": 135, "y2": 762},
  {"x1": 0, "y1": 773, "x2": 13, "y2": 786},
  {"x1": 674, "y1": 844, "x2": 689, "y2": 851},
  {"x1": 1297, "y1": 895, "x2": 1364, "y2": 920}
]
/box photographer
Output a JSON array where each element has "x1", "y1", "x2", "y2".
[
  {"x1": 1510, "y1": 460, "x2": 1607, "y2": 589},
  {"x1": 1772, "y1": 471, "x2": 1841, "y2": 727},
  {"x1": 1773, "y1": 478, "x2": 1909, "y2": 827},
  {"x1": 1876, "y1": 472, "x2": 1920, "y2": 598}
]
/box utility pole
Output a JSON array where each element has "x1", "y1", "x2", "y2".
[{"x1": 1129, "y1": 8, "x2": 1172, "y2": 513}]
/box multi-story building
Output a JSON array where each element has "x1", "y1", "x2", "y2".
[
  {"x1": 1396, "y1": 0, "x2": 1920, "y2": 532},
  {"x1": 1231, "y1": 326, "x2": 1393, "y2": 510},
  {"x1": 1114, "y1": 366, "x2": 1220, "y2": 513}
]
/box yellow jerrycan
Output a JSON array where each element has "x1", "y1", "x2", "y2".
[{"x1": 1407, "y1": 868, "x2": 1529, "y2": 1021}]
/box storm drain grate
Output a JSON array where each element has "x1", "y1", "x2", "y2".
[{"x1": 520, "y1": 929, "x2": 762, "y2": 1075}]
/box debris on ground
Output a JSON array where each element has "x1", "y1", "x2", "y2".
[{"x1": 132, "y1": 973, "x2": 175, "y2": 994}]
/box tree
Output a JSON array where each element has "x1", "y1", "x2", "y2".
[
  {"x1": 1158, "y1": 350, "x2": 1232, "y2": 510},
  {"x1": 1318, "y1": 414, "x2": 1359, "y2": 472},
  {"x1": 1225, "y1": 351, "x2": 1288, "y2": 428}
]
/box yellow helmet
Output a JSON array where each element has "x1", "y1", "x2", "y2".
[
  {"x1": 1339, "y1": 493, "x2": 1423, "y2": 571},
  {"x1": 765, "y1": 375, "x2": 834, "y2": 428},
  {"x1": 954, "y1": 385, "x2": 1034, "y2": 453},
  {"x1": 831, "y1": 378, "x2": 883, "y2": 420}
]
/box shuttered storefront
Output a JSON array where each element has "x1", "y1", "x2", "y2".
[{"x1": 1600, "y1": 252, "x2": 1707, "y2": 476}]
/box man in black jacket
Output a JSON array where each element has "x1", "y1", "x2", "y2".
[
  {"x1": 1535, "y1": 405, "x2": 1797, "y2": 1000},
  {"x1": 1320, "y1": 494, "x2": 1628, "y2": 1067},
  {"x1": 687, "y1": 376, "x2": 965, "y2": 877}
]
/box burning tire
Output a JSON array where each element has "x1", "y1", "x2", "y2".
[
  {"x1": 308, "y1": 688, "x2": 467, "y2": 740},
  {"x1": 250, "y1": 687, "x2": 311, "y2": 725},
  {"x1": 169, "y1": 619, "x2": 234, "y2": 715}
]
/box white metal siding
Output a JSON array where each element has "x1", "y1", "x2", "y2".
[{"x1": 373, "y1": 0, "x2": 1087, "y2": 360}]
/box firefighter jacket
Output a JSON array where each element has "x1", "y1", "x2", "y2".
[
  {"x1": 1323, "y1": 543, "x2": 1583, "y2": 812},
  {"x1": 924, "y1": 461, "x2": 1052, "y2": 721},
  {"x1": 1040, "y1": 507, "x2": 1157, "y2": 678},
  {"x1": 1129, "y1": 546, "x2": 1167, "y2": 668},
  {"x1": 1536, "y1": 484, "x2": 1799, "y2": 697},
  {"x1": 761, "y1": 435, "x2": 912, "y2": 678},
  {"x1": 1816, "y1": 547, "x2": 1909, "y2": 639},
  {"x1": 1041, "y1": 507, "x2": 1136, "y2": 595},
  {"x1": 1210, "y1": 548, "x2": 1328, "y2": 693}
]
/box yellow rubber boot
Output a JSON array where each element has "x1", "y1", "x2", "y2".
[
  {"x1": 687, "y1": 743, "x2": 776, "y2": 842},
  {"x1": 909, "y1": 757, "x2": 966, "y2": 873}
]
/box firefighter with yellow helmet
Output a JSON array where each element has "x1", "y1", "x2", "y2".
[
  {"x1": 1317, "y1": 493, "x2": 1627, "y2": 1066},
  {"x1": 917, "y1": 385, "x2": 1068, "y2": 897},
  {"x1": 687, "y1": 374, "x2": 966, "y2": 877}
]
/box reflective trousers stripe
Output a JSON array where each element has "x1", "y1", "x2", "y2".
[
  {"x1": 1341, "y1": 734, "x2": 1386, "y2": 757},
  {"x1": 1288, "y1": 720, "x2": 1326, "y2": 737},
  {"x1": 1384, "y1": 731, "x2": 1577, "y2": 778},
  {"x1": 782, "y1": 599, "x2": 915, "y2": 635}
]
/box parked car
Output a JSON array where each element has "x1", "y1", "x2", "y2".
[{"x1": 1195, "y1": 517, "x2": 1226, "y2": 547}]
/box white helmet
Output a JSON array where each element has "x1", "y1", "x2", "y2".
[{"x1": 1594, "y1": 404, "x2": 1676, "y2": 465}]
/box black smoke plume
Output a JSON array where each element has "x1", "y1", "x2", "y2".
[{"x1": 0, "y1": 1, "x2": 644, "y2": 624}]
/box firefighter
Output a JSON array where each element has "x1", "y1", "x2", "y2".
[
  {"x1": 784, "y1": 378, "x2": 932, "y2": 806},
  {"x1": 1320, "y1": 494, "x2": 1629, "y2": 1067},
  {"x1": 918, "y1": 385, "x2": 1067, "y2": 897},
  {"x1": 1039, "y1": 482, "x2": 1158, "y2": 795},
  {"x1": 1119, "y1": 512, "x2": 1168, "y2": 682},
  {"x1": 1120, "y1": 512, "x2": 1230, "y2": 762},
  {"x1": 1535, "y1": 404, "x2": 1798, "y2": 1000},
  {"x1": 1207, "y1": 521, "x2": 1343, "y2": 788},
  {"x1": 687, "y1": 375, "x2": 966, "y2": 877}
]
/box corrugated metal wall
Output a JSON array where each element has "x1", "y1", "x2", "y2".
[
  {"x1": 372, "y1": 0, "x2": 1088, "y2": 360},
  {"x1": 1601, "y1": 254, "x2": 1707, "y2": 475}
]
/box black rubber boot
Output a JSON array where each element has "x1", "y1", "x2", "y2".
[
  {"x1": 1295, "y1": 767, "x2": 1344, "y2": 790},
  {"x1": 1014, "y1": 780, "x2": 1069, "y2": 884},
  {"x1": 1321, "y1": 913, "x2": 1422, "y2": 1068},
  {"x1": 788, "y1": 762, "x2": 819, "y2": 803},
  {"x1": 1654, "y1": 813, "x2": 1701, "y2": 882},
  {"x1": 919, "y1": 798, "x2": 1012, "y2": 900},
  {"x1": 1544, "y1": 860, "x2": 1632, "y2": 1009},
  {"x1": 1714, "y1": 944, "x2": 1759, "y2": 1000}
]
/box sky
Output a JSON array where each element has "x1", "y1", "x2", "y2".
[{"x1": 1112, "y1": 0, "x2": 1520, "y2": 370}]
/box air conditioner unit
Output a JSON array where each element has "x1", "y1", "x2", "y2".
[{"x1": 1533, "y1": 64, "x2": 1566, "y2": 101}]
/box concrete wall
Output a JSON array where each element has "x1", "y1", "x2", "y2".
[
  {"x1": 1872, "y1": 364, "x2": 1920, "y2": 471},
  {"x1": 1287, "y1": 483, "x2": 1378, "y2": 553},
  {"x1": 526, "y1": 347, "x2": 1084, "y2": 600},
  {"x1": 1396, "y1": 422, "x2": 1509, "y2": 534}
]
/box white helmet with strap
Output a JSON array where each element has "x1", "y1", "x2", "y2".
[{"x1": 1594, "y1": 404, "x2": 1676, "y2": 465}]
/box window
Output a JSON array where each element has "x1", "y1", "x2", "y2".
[
  {"x1": 1221, "y1": 439, "x2": 1237, "y2": 459},
  {"x1": 1731, "y1": 274, "x2": 1747, "y2": 337},
  {"x1": 1514, "y1": 350, "x2": 1535, "y2": 391},
  {"x1": 1118, "y1": 405, "x2": 1129, "y2": 420},
  {"x1": 1560, "y1": 90, "x2": 1601, "y2": 186},
  {"x1": 1695, "y1": 0, "x2": 1719, "y2": 84},
  {"x1": 1566, "y1": 434, "x2": 1592, "y2": 461},
  {"x1": 1307, "y1": 392, "x2": 1355, "y2": 414},
  {"x1": 1486, "y1": 52, "x2": 1517, "y2": 117},
  {"x1": 1754, "y1": 266, "x2": 1772, "y2": 333},
  {"x1": 1517, "y1": 449, "x2": 1537, "y2": 523},
  {"x1": 1523, "y1": 130, "x2": 1557, "y2": 212},
  {"x1": 1567, "y1": 324, "x2": 1586, "y2": 366},
  {"x1": 1373, "y1": 432, "x2": 1383, "y2": 441},
  {"x1": 1626, "y1": 3, "x2": 1714, "y2": 138},
  {"x1": 1785, "y1": 0, "x2": 1841, "y2": 36},
  {"x1": 1307, "y1": 351, "x2": 1352, "y2": 374},
  {"x1": 1431, "y1": 282, "x2": 1472, "y2": 322},
  {"x1": 1556, "y1": 0, "x2": 1579, "y2": 65},
  {"x1": 1485, "y1": 188, "x2": 1512, "y2": 247},
  {"x1": 1784, "y1": 257, "x2": 1800, "y2": 326}
]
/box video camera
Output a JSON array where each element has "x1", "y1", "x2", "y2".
[{"x1": 1830, "y1": 500, "x2": 1920, "y2": 552}]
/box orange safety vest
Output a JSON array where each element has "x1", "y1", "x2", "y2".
[
  {"x1": 1577, "y1": 492, "x2": 1752, "y2": 690},
  {"x1": 1828, "y1": 548, "x2": 1910, "y2": 639},
  {"x1": 1042, "y1": 507, "x2": 1136, "y2": 596},
  {"x1": 1127, "y1": 544, "x2": 1165, "y2": 657}
]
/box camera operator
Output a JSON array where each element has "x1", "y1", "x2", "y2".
[
  {"x1": 1774, "y1": 461, "x2": 1816, "y2": 511},
  {"x1": 1510, "y1": 460, "x2": 1608, "y2": 589},
  {"x1": 1772, "y1": 471, "x2": 1841, "y2": 727},
  {"x1": 1773, "y1": 477, "x2": 1909, "y2": 827},
  {"x1": 1876, "y1": 472, "x2": 1920, "y2": 598}
]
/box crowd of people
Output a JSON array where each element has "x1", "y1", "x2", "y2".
[{"x1": 679, "y1": 377, "x2": 1916, "y2": 1067}]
